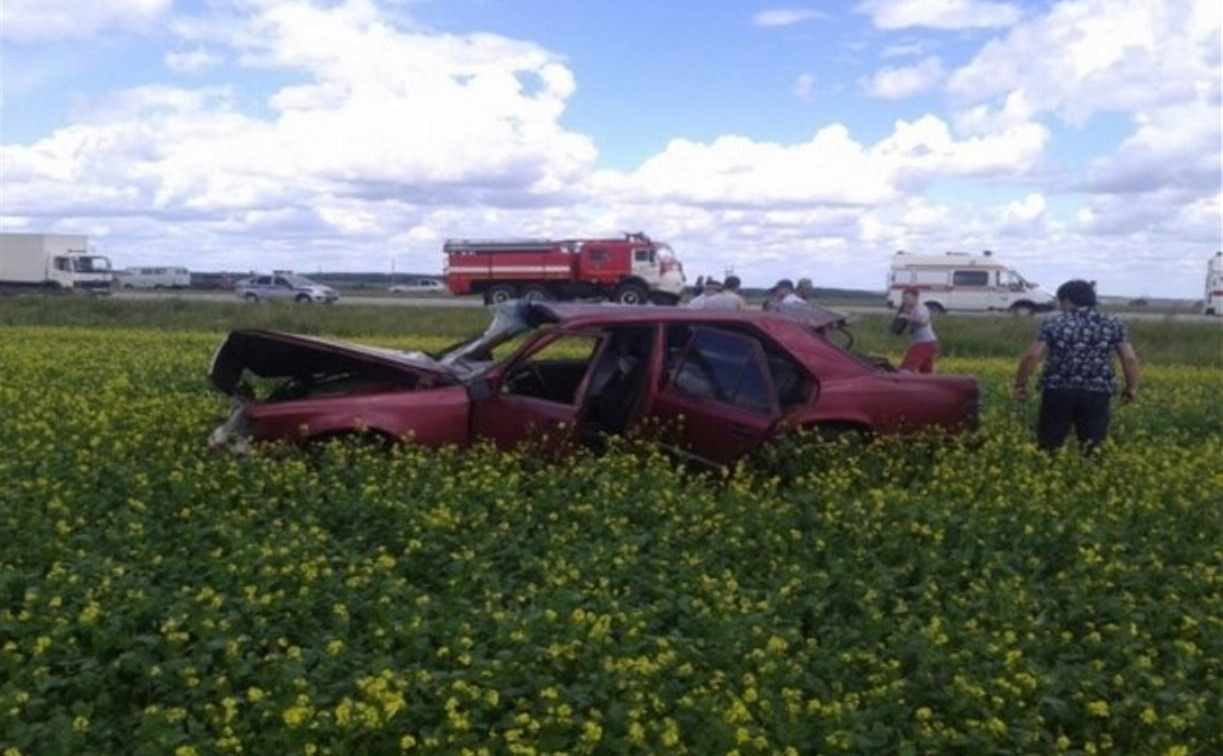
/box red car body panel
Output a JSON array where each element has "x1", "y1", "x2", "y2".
[
  {"x1": 243, "y1": 386, "x2": 471, "y2": 446},
  {"x1": 208, "y1": 303, "x2": 979, "y2": 465}
]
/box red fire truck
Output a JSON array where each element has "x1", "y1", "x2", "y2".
[{"x1": 444, "y1": 232, "x2": 686, "y2": 305}]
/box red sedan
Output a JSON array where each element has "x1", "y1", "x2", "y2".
[{"x1": 208, "y1": 302, "x2": 979, "y2": 466}]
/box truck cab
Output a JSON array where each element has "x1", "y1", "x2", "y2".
[{"x1": 0, "y1": 233, "x2": 113, "y2": 292}]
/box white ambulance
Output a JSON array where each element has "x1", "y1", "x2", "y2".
[
  {"x1": 1205, "y1": 252, "x2": 1223, "y2": 315},
  {"x1": 887, "y1": 251, "x2": 1056, "y2": 315}
]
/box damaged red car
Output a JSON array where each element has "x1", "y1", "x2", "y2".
[{"x1": 208, "y1": 302, "x2": 979, "y2": 466}]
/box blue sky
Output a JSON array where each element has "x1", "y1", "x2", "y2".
[{"x1": 1, "y1": 0, "x2": 1220, "y2": 297}]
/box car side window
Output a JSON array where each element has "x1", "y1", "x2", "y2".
[
  {"x1": 668, "y1": 328, "x2": 774, "y2": 415},
  {"x1": 274, "y1": 276, "x2": 291, "y2": 288},
  {"x1": 953, "y1": 270, "x2": 989, "y2": 286},
  {"x1": 502, "y1": 334, "x2": 600, "y2": 405}
]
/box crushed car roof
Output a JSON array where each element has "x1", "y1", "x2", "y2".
[{"x1": 529, "y1": 302, "x2": 848, "y2": 332}]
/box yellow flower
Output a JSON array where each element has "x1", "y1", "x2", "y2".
[
  {"x1": 628, "y1": 722, "x2": 645, "y2": 744},
  {"x1": 283, "y1": 705, "x2": 310, "y2": 728},
  {"x1": 399, "y1": 735, "x2": 417, "y2": 750},
  {"x1": 72, "y1": 715, "x2": 90, "y2": 732},
  {"x1": 1087, "y1": 700, "x2": 1110, "y2": 718},
  {"x1": 581, "y1": 721, "x2": 603, "y2": 743}
]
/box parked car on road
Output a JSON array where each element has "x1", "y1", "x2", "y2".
[
  {"x1": 208, "y1": 302, "x2": 979, "y2": 466},
  {"x1": 389, "y1": 278, "x2": 445, "y2": 294},
  {"x1": 236, "y1": 274, "x2": 338, "y2": 304}
]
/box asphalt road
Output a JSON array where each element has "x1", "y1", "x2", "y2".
[{"x1": 112, "y1": 289, "x2": 1222, "y2": 323}]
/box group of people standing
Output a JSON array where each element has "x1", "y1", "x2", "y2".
[
  {"x1": 685, "y1": 275, "x2": 748, "y2": 310},
  {"x1": 896, "y1": 281, "x2": 1140, "y2": 453},
  {"x1": 683, "y1": 274, "x2": 1140, "y2": 452},
  {"x1": 685, "y1": 275, "x2": 818, "y2": 312}
]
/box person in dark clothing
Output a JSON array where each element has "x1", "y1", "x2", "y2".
[{"x1": 1013, "y1": 279, "x2": 1140, "y2": 452}]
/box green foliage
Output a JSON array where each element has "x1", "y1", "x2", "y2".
[
  {"x1": 852, "y1": 313, "x2": 1223, "y2": 368},
  {"x1": 0, "y1": 295, "x2": 489, "y2": 339},
  {"x1": 0, "y1": 321, "x2": 1220, "y2": 754}
]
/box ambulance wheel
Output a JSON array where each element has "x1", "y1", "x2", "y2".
[
  {"x1": 925, "y1": 302, "x2": 945, "y2": 314},
  {"x1": 1010, "y1": 302, "x2": 1035, "y2": 317},
  {"x1": 521, "y1": 284, "x2": 552, "y2": 302},
  {"x1": 485, "y1": 284, "x2": 518, "y2": 305},
  {"x1": 613, "y1": 282, "x2": 649, "y2": 305}
]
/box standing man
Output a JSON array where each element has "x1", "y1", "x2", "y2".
[
  {"x1": 796, "y1": 278, "x2": 817, "y2": 303},
  {"x1": 896, "y1": 287, "x2": 939, "y2": 373},
  {"x1": 702, "y1": 275, "x2": 747, "y2": 310},
  {"x1": 687, "y1": 278, "x2": 721, "y2": 309},
  {"x1": 1013, "y1": 279, "x2": 1140, "y2": 452},
  {"x1": 763, "y1": 279, "x2": 804, "y2": 311}
]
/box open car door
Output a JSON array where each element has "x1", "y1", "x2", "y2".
[{"x1": 469, "y1": 330, "x2": 604, "y2": 451}]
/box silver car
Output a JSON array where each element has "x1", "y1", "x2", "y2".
[{"x1": 236, "y1": 274, "x2": 338, "y2": 304}]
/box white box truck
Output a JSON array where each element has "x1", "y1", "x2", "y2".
[
  {"x1": 0, "y1": 233, "x2": 114, "y2": 292},
  {"x1": 1205, "y1": 252, "x2": 1223, "y2": 316},
  {"x1": 887, "y1": 250, "x2": 1055, "y2": 315}
]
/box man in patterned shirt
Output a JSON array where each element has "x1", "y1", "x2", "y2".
[{"x1": 1013, "y1": 279, "x2": 1140, "y2": 452}]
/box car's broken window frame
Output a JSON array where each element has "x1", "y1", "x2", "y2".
[{"x1": 663, "y1": 326, "x2": 781, "y2": 417}]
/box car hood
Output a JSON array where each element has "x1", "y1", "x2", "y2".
[
  {"x1": 208, "y1": 301, "x2": 560, "y2": 396},
  {"x1": 208, "y1": 330, "x2": 462, "y2": 396}
]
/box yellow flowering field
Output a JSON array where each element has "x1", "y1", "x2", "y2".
[{"x1": 0, "y1": 324, "x2": 1219, "y2": 755}]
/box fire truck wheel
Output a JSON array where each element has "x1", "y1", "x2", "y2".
[
  {"x1": 614, "y1": 282, "x2": 649, "y2": 305},
  {"x1": 485, "y1": 284, "x2": 518, "y2": 305},
  {"x1": 521, "y1": 285, "x2": 552, "y2": 302}
]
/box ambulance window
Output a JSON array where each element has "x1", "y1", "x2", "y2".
[{"x1": 953, "y1": 270, "x2": 989, "y2": 286}]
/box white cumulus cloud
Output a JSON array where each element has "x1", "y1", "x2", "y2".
[
  {"x1": 0, "y1": 0, "x2": 172, "y2": 40},
  {"x1": 752, "y1": 8, "x2": 827, "y2": 27},
  {"x1": 864, "y1": 56, "x2": 946, "y2": 99},
  {"x1": 857, "y1": 0, "x2": 1021, "y2": 31}
]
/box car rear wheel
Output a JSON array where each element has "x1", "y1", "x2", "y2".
[
  {"x1": 295, "y1": 293, "x2": 312, "y2": 304},
  {"x1": 243, "y1": 293, "x2": 259, "y2": 303},
  {"x1": 485, "y1": 284, "x2": 518, "y2": 305}
]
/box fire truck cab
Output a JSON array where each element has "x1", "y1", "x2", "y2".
[
  {"x1": 887, "y1": 250, "x2": 1055, "y2": 315},
  {"x1": 444, "y1": 233, "x2": 686, "y2": 305}
]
